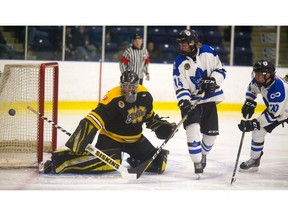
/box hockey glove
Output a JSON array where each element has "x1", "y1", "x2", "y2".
[
  {"x1": 241, "y1": 99, "x2": 257, "y2": 119},
  {"x1": 178, "y1": 99, "x2": 192, "y2": 116},
  {"x1": 146, "y1": 114, "x2": 177, "y2": 140},
  {"x1": 201, "y1": 77, "x2": 217, "y2": 96},
  {"x1": 238, "y1": 119, "x2": 260, "y2": 132}
]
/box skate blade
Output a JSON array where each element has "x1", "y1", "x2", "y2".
[
  {"x1": 239, "y1": 167, "x2": 259, "y2": 173},
  {"x1": 195, "y1": 173, "x2": 203, "y2": 180}
]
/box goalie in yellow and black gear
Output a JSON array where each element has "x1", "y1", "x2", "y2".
[{"x1": 43, "y1": 71, "x2": 176, "y2": 175}]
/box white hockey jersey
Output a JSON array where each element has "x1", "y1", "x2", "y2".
[
  {"x1": 173, "y1": 44, "x2": 226, "y2": 105},
  {"x1": 245, "y1": 75, "x2": 288, "y2": 127}
]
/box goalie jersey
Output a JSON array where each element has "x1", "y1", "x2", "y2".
[{"x1": 85, "y1": 85, "x2": 154, "y2": 143}]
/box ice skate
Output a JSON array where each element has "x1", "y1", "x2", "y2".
[
  {"x1": 38, "y1": 162, "x2": 44, "y2": 173},
  {"x1": 239, "y1": 151, "x2": 263, "y2": 172},
  {"x1": 42, "y1": 160, "x2": 55, "y2": 174},
  {"x1": 194, "y1": 162, "x2": 203, "y2": 179},
  {"x1": 201, "y1": 154, "x2": 207, "y2": 169}
]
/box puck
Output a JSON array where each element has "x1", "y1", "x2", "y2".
[{"x1": 8, "y1": 109, "x2": 16, "y2": 116}]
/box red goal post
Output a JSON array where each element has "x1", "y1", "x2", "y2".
[{"x1": 0, "y1": 62, "x2": 59, "y2": 167}]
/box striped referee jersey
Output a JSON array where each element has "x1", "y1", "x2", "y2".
[{"x1": 119, "y1": 46, "x2": 150, "y2": 80}]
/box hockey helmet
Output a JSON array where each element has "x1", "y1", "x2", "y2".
[
  {"x1": 252, "y1": 60, "x2": 276, "y2": 87},
  {"x1": 176, "y1": 29, "x2": 199, "y2": 57},
  {"x1": 120, "y1": 71, "x2": 139, "y2": 103}
]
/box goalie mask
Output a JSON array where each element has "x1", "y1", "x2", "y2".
[
  {"x1": 252, "y1": 60, "x2": 275, "y2": 88},
  {"x1": 176, "y1": 29, "x2": 199, "y2": 58},
  {"x1": 120, "y1": 71, "x2": 139, "y2": 103}
]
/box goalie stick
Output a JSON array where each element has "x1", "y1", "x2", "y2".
[
  {"x1": 27, "y1": 105, "x2": 137, "y2": 179},
  {"x1": 129, "y1": 92, "x2": 205, "y2": 179}
]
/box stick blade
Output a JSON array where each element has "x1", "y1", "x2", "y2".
[
  {"x1": 230, "y1": 177, "x2": 236, "y2": 185},
  {"x1": 128, "y1": 159, "x2": 153, "y2": 179},
  {"x1": 119, "y1": 169, "x2": 138, "y2": 179}
]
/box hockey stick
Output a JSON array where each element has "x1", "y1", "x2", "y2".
[
  {"x1": 230, "y1": 117, "x2": 248, "y2": 185},
  {"x1": 27, "y1": 105, "x2": 137, "y2": 179},
  {"x1": 129, "y1": 92, "x2": 205, "y2": 179}
]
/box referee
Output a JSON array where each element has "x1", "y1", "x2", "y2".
[{"x1": 119, "y1": 33, "x2": 150, "y2": 85}]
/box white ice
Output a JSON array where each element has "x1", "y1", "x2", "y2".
[{"x1": 1, "y1": 110, "x2": 287, "y2": 215}]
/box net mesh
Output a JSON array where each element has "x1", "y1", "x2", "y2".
[{"x1": 0, "y1": 63, "x2": 58, "y2": 167}]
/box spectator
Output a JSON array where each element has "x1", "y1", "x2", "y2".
[
  {"x1": 65, "y1": 26, "x2": 76, "y2": 60},
  {"x1": 28, "y1": 27, "x2": 49, "y2": 47},
  {"x1": 72, "y1": 26, "x2": 97, "y2": 61},
  {"x1": 112, "y1": 41, "x2": 129, "y2": 62},
  {"x1": 147, "y1": 41, "x2": 163, "y2": 63},
  {"x1": 0, "y1": 31, "x2": 23, "y2": 59},
  {"x1": 119, "y1": 33, "x2": 150, "y2": 85}
]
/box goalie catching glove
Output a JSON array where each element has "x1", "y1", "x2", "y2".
[{"x1": 146, "y1": 114, "x2": 177, "y2": 139}]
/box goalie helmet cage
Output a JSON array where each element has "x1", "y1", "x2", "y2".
[{"x1": 0, "y1": 62, "x2": 59, "y2": 168}]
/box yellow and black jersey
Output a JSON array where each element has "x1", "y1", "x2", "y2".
[{"x1": 85, "y1": 85, "x2": 154, "y2": 144}]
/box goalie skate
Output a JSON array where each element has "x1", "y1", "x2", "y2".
[
  {"x1": 239, "y1": 151, "x2": 263, "y2": 172},
  {"x1": 39, "y1": 160, "x2": 55, "y2": 174}
]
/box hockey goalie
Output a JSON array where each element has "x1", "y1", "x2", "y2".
[{"x1": 43, "y1": 71, "x2": 176, "y2": 175}]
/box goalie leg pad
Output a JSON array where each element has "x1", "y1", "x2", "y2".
[
  {"x1": 127, "y1": 149, "x2": 169, "y2": 174},
  {"x1": 146, "y1": 149, "x2": 169, "y2": 174},
  {"x1": 51, "y1": 148, "x2": 121, "y2": 174},
  {"x1": 146, "y1": 114, "x2": 177, "y2": 139},
  {"x1": 65, "y1": 118, "x2": 97, "y2": 153}
]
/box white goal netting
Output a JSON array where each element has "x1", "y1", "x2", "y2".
[{"x1": 0, "y1": 63, "x2": 58, "y2": 167}]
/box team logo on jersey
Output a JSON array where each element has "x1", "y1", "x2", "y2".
[
  {"x1": 125, "y1": 106, "x2": 147, "y2": 124},
  {"x1": 184, "y1": 63, "x2": 190, "y2": 70},
  {"x1": 118, "y1": 101, "x2": 125, "y2": 108}
]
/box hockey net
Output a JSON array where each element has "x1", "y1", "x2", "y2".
[{"x1": 0, "y1": 62, "x2": 58, "y2": 168}]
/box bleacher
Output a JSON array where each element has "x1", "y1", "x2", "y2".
[{"x1": 1, "y1": 26, "x2": 288, "y2": 67}]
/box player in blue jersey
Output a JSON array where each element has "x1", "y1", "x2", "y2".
[
  {"x1": 238, "y1": 60, "x2": 288, "y2": 171},
  {"x1": 172, "y1": 29, "x2": 227, "y2": 176}
]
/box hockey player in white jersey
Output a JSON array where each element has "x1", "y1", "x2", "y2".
[
  {"x1": 238, "y1": 60, "x2": 288, "y2": 171},
  {"x1": 173, "y1": 29, "x2": 227, "y2": 176}
]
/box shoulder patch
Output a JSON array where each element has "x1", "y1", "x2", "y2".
[
  {"x1": 118, "y1": 101, "x2": 125, "y2": 108},
  {"x1": 184, "y1": 63, "x2": 190, "y2": 70}
]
